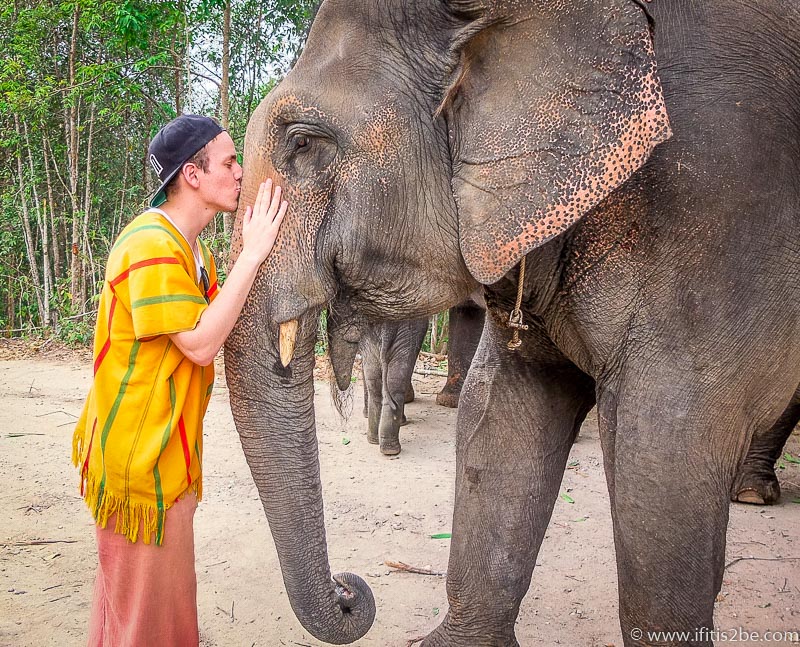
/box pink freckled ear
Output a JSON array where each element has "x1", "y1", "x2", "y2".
[{"x1": 448, "y1": 1, "x2": 671, "y2": 284}]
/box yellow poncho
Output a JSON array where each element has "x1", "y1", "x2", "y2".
[{"x1": 72, "y1": 211, "x2": 219, "y2": 545}]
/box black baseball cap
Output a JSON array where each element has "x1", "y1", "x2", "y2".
[{"x1": 147, "y1": 114, "x2": 225, "y2": 207}]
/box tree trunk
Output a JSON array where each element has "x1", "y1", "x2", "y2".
[
  {"x1": 42, "y1": 132, "x2": 62, "y2": 282},
  {"x1": 13, "y1": 115, "x2": 46, "y2": 326},
  {"x1": 246, "y1": 4, "x2": 265, "y2": 117},
  {"x1": 80, "y1": 102, "x2": 97, "y2": 308},
  {"x1": 115, "y1": 133, "x2": 130, "y2": 242},
  {"x1": 67, "y1": 3, "x2": 83, "y2": 314},
  {"x1": 143, "y1": 108, "x2": 154, "y2": 195},
  {"x1": 6, "y1": 275, "x2": 14, "y2": 334},
  {"x1": 22, "y1": 121, "x2": 52, "y2": 327},
  {"x1": 175, "y1": 0, "x2": 186, "y2": 114},
  {"x1": 221, "y1": 0, "x2": 234, "y2": 239}
]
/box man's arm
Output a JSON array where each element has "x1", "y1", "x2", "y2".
[{"x1": 170, "y1": 180, "x2": 287, "y2": 366}]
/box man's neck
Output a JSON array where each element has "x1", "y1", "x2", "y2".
[{"x1": 157, "y1": 198, "x2": 214, "y2": 248}]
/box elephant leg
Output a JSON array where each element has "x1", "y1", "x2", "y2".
[
  {"x1": 598, "y1": 368, "x2": 797, "y2": 647},
  {"x1": 600, "y1": 401, "x2": 720, "y2": 645},
  {"x1": 437, "y1": 301, "x2": 485, "y2": 408},
  {"x1": 362, "y1": 374, "x2": 369, "y2": 419},
  {"x1": 379, "y1": 318, "x2": 428, "y2": 455},
  {"x1": 732, "y1": 384, "x2": 800, "y2": 505},
  {"x1": 378, "y1": 369, "x2": 406, "y2": 455},
  {"x1": 423, "y1": 319, "x2": 595, "y2": 646},
  {"x1": 360, "y1": 335, "x2": 383, "y2": 445},
  {"x1": 404, "y1": 380, "x2": 415, "y2": 406}
]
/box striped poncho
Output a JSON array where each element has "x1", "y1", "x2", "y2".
[{"x1": 72, "y1": 211, "x2": 219, "y2": 545}]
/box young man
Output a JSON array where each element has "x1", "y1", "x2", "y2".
[{"x1": 71, "y1": 114, "x2": 287, "y2": 646}]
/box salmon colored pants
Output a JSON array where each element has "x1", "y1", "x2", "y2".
[{"x1": 87, "y1": 492, "x2": 199, "y2": 647}]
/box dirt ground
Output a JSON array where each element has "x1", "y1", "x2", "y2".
[{"x1": 1, "y1": 340, "x2": 799, "y2": 647}]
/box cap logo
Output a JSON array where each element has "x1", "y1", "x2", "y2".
[{"x1": 149, "y1": 154, "x2": 164, "y2": 177}]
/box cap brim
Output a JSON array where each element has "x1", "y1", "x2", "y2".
[
  {"x1": 150, "y1": 190, "x2": 167, "y2": 208},
  {"x1": 148, "y1": 165, "x2": 182, "y2": 208}
]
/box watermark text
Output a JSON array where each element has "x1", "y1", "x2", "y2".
[{"x1": 630, "y1": 627, "x2": 800, "y2": 643}]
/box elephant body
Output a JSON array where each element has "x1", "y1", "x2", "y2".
[{"x1": 225, "y1": 1, "x2": 800, "y2": 645}]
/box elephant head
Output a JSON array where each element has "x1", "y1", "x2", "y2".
[{"x1": 224, "y1": 0, "x2": 670, "y2": 642}]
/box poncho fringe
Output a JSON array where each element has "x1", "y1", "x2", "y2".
[{"x1": 72, "y1": 432, "x2": 202, "y2": 545}]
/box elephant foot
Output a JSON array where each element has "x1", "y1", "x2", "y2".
[
  {"x1": 399, "y1": 413, "x2": 409, "y2": 427},
  {"x1": 421, "y1": 623, "x2": 519, "y2": 647},
  {"x1": 731, "y1": 468, "x2": 781, "y2": 505},
  {"x1": 367, "y1": 428, "x2": 379, "y2": 444},
  {"x1": 380, "y1": 440, "x2": 401, "y2": 455},
  {"x1": 379, "y1": 433, "x2": 401, "y2": 455},
  {"x1": 436, "y1": 389, "x2": 461, "y2": 409}
]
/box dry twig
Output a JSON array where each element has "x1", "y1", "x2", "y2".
[
  {"x1": 385, "y1": 560, "x2": 446, "y2": 577},
  {"x1": 1, "y1": 540, "x2": 77, "y2": 547},
  {"x1": 725, "y1": 555, "x2": 800, "y2": 570},
  {"x1": 413, "y1": 368, "x2": 448, "y2": 377}
]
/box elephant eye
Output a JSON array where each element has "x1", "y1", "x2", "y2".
[
  {"x1": 290, "y1": 133, "x2": 311, "y2": 153},
  {"x1": 279, "y1": 121, "x2": 338, "y2": 179}
]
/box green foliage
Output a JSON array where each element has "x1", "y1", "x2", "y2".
[
  {"x1": 0, "y1": 0, "x2": 314, "y2": 343},
  {"x1": 315, "y1": 309, "x2": 328, "y2": 356},
  {"x1": 204, "y1": 222, "x2": 231, "y2": 284},
  {"x1": 50, "y1": 277, "x2": 96, "y2": 344},
  {"x1": 423, "y1": 310, "x2": 450, "y2": 354},
  {"x1": 57, "y1": 316, "x2": 96, "y2": 346}
]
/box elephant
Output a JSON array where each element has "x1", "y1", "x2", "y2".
[
  {"x1": 435, "y1": 298, "x2": 485, "y2": 409},
  {"x1": 358, "y1": 299, "x2": 485, "y2": 455},
  {"x1": 224, "y1": 1, "x2": 800, "y2": 645},
  {"x1": 731, "y1": 387, "x2": 800, "y2": 505},
  {"x1": 359, "y1": 315, "x2": 428, "y2": 455}
]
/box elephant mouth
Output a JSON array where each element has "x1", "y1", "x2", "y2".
[{"x1": 277, "y1": 306, "x2": 363, "y2": 394}]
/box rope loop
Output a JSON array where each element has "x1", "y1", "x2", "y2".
[{"x1": 506, "y1": 258, "x2": 528, "y2": 350}]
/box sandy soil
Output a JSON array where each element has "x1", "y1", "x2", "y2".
[{"x1": 1, "y1": 342, "x2": 798, "y2": 647}]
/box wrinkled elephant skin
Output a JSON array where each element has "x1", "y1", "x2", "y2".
[{"x1": 225, "y1": 1, "x2": 800, "y2": 645}]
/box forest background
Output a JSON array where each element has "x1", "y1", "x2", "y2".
[{"x1": 0, "y1": 0, "x2": 320, "y2": 344}]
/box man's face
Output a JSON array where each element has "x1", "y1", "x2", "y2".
[{"x1": 198, "y1": 132, "x2": 242, "y2": 213}]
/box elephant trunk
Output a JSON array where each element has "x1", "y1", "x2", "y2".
[{"x1": 225, "y1": 310, "x2": 375, "y2": 644}]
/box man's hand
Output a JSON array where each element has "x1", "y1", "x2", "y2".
[
  {"x1": 240, "y1": 179, "x2": 288, "y2": 266},
  {"x1": 169, "y1": 178, "x2": 289, "y2": 366}
]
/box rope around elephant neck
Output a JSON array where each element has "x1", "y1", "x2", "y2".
[{"x1": 507, "y1": 258, "x2": 528, "y2": 350}]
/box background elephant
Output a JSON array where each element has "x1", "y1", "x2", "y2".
[
  {"x1": 732, "y1": 387, "x2": 800, "y2": 505},
  {"x1": 435, "y1": 298, "x2": 485, "y2": 409},
  {"x1": 359, "y1": 316, "x2": 428, "y2": 455},
  {"x1": 225, "y1": 1, "x2": 800, "y2": 645},
  {"x1": 359, "y1": 298, "x2": 485, "y2": 454}
]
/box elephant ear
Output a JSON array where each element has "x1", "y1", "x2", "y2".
[{"x1": 444, "y1": 0, "x2": 672, "y2": 284}]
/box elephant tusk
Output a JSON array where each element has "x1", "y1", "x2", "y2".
[{"x1": 279, "y1": 319, "x2": 299, "y2": 367}]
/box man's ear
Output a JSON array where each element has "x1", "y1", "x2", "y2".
[{"x1": 181, "y1": 163, "x2": 202, "y2": 189}]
